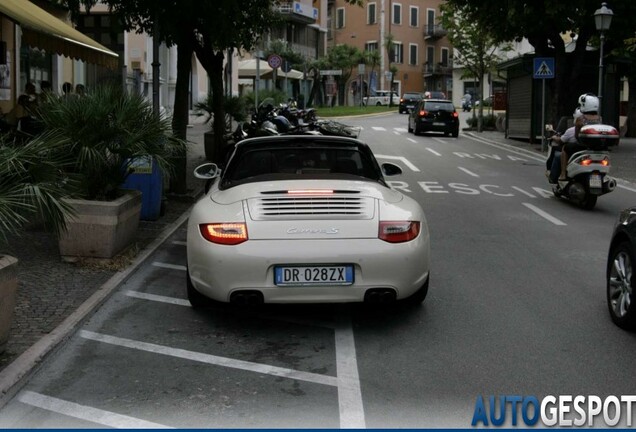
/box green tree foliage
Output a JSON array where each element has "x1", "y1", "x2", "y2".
[
  {"x1": 443, "y1": 0, "x2": 636, "y2": 125},
  {"x1": 440, "y1": 3, "x2": 510, "y2": 132},
  {"x1": 325, "y1": 44, "x2": 364, "y2": 105}
]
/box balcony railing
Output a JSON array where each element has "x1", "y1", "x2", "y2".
[
  {"x1": 422, "y1": 61, "x2": 453, "y2": 76},
  {"x1": 424, "y1": 25, "x2": 447, "y2": 39}
]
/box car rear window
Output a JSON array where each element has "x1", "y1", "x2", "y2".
[
  {"x1": 403, "y1": 93, "x2": 422, "y2": 99},
  {"x1": 222, "y1": 145, "x2": 382, "y2": 188},
  {"x1": 424, "y1": 101, "x2": 455, "y2": 112}
]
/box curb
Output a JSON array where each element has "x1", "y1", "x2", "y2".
[{"x1": 0, "y1": 204, "x2": 196, "y2": 410}]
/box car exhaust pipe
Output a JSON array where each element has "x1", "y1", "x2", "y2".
[
  {"x1": 230, "y1": 290, "x2": 264, "y2": 305},
  {"x1": 364, "y1": 288, "x2": 397, "y2": 303},
  {"x1": 607, "y1": 177, "x2": 617, "y2": 192}
]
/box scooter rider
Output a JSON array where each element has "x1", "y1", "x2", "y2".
[
  {"x1": 558, "y1": 93, "x2": 601, "y2": 182},
  {"x1": 547, "y1": 108, "x2": 582, "y2": 183}
]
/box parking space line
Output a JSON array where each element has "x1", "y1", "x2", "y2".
[
  {"x1": 372, "y1": 127, "x2": 386, "y2": 131},
  {"x1": 426, "y1": 148, "x2": 442, "y2": 156},
  {"x1": 125, "y1": 291, "x2": 190, "y2": 307},
  {"x1": 458, "y1": 167, "x2": 480, "y2": 177},
  {"x1": 152, "y1": 262, "x2": 186, "y2": 271},
  {"x1": 334, "y1": 313, "x2": 365, "y2": 428},
  {"x1": 171, "y1": 241, "x2": 187, "y2": 246},
  {"x1": 79, "y1": 331, "x2": 339, "y2": 387},
  {"x1": 407, "y1": 138, "x2": 417, "y2": 143},
  {"x1": 522, "y1": 203, "x2": 567, "y2": 226},
  {"x1": 433, "y1": 138, "x2": 447, "y2": 144},
  {"x1": 394, "y1": 128, "x2": 407, "y2": 133},
  {"x1": 17, "y1": 391, "x2": 172, "y2": 429}
]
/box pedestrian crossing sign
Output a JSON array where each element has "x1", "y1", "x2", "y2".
[{"x1": 533, "y1": 57, "x2": 555, "y2": 79}]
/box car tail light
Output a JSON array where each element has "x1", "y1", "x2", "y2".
[
  {"x1": 379, "y1": 221, "x2": 420, "y2": 243},
  {"x1": 200, "y1": 223, "x2": 248, "y2": 245},
  {"x1": 419, "y1": 110, "x2": 428, "y2": 117},
  {"x1": 288, "y1": 189, "x2": 334, "y2": 196},
  {"x1": 400, "y1": 98, "x2": 404, "y2": 103},
  {"x1": 452, "y1": 112, "x2": 459, "y2": 118}
]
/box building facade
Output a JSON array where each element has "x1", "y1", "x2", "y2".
[{"x1": 328, "y1": 0, "x2": 451, "y2": 100}]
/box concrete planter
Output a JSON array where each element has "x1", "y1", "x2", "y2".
[
  {"x1": 0, "y1": 255, "x2": 18, "y2": 354},
  {"x1": 58, "y1": 190, "x2": 142, "y2": 260}
]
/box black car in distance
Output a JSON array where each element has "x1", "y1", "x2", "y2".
[
  {"x1": 407, "y1": 99, "x2": 460, "y2": 137},
  {"x1": 399, "y1": 92, "x2": 424, "y2": 114}
]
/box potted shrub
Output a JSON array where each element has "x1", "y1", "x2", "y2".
[
  {"x1": 0, "y1": 133, "x2": 75, "y2": 353},
  {"x1": 38, "y1": 84, "x2": 186, "y2": 260}
]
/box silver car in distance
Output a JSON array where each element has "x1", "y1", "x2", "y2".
[{"x1": 186, "y1": 135, "x2": 430, "y2": 307}]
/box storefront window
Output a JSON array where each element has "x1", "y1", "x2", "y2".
[{"x1": 19, "y1": 46, "x2": 52, "y2": 94}]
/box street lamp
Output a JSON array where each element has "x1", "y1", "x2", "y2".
[{"x1": 594, "y1": 2, "x2": 613, "y2": 117}]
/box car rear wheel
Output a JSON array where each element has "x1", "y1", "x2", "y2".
[
  {"x1": 607, "y1": 242, "x2": 636, "y2": 330},
  {"x1": 187, "y1": 267, "x2": 215, "y2": 309},
  {"x1": 452, "y1": 129, "x2": 459, "y2": 138}
]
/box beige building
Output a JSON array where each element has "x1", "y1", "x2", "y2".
[{"x1": 328, "y1": 0, "x2": 452, "y2": 100}]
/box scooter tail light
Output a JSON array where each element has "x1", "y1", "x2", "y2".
[
  {"x1": 579, "y1": 159, "x2": 593, "y2": 166},
  {"x1": 379, "y1": 221, "x2": 420, "y2": 243},
  {"x1": 200, "y1": 223, "x2": 248, "y2": 245}
]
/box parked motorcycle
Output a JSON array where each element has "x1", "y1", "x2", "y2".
[{"x1": 546, "y1": 123, "x2": 619, "y2": 210}]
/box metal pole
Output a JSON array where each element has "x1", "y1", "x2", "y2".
[
  {"x1": 598, "y1": 32, "x2": 605, "y2": 118},
  {"x1": 541, "y1": 78, "x2": 546, "y2": 153},
  {"x1": 152, "y1": 18, "x2": 160, "y2": 117},
  {"x1": 255, "y1": 52, "x2": 260, "y2": 110}
]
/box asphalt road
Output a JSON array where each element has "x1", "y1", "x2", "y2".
[{"x1": 1, "y1": 112, "x2": 636, "y2": 428}]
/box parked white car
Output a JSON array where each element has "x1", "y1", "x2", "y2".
[
  {"x1": 186, "y1": 135, "x2": 431, "y2": 306},
  {"x1": 364, "y1": 90, "x2": 400, "y2": 106}
]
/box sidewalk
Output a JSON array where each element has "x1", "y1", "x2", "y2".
[{"x1": 0, "y1": 122, "x2": 209, "y2": 379}]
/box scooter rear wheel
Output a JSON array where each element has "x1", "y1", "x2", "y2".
[{"x1": 580, "y1": 195, "x2": 597, "y2": 210}]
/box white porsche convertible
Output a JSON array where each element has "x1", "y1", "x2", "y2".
[{"x1": 186, "y1": 135, "x2": 430, "y2": 306}]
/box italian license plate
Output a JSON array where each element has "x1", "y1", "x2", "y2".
[
  {"x1": 275, "y1": 265, "x2": 354, "y2": 286},
  {"x1": 433, "y1": 122, "x2": 445, "y2": 126},
  {"x1": 589, "y1": 174, "x2": 602, "y2": 189}
]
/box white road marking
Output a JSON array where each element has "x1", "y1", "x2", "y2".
[
  {"x1": 512, "y1": 186, "x2": 536, "y2": 198},
  {"x1": 171, "y1": 241, "x2": 187, "y2": 246},
  {"x1": 426, "y1": 148, "x2": 442, "y2": 156},
  {"x1": 458, "y1": 167, "x2": 480, "y2": 177},
  {"x1": 393, "y1": 131, "x2": 401, "y2": 136},
  {"x1": 125, "y1": 291, "x2": 191, "y2": 307},
  {"x1": 407, "y1": 138, "x2": 417, "y2": 143},
  {"x1": 522, "y1": 203, "x2": 567, "y2": 226},
  {"x1": 335, "y1": 313, "x2": 365, "y2": 428},
  {"x1": 18, "y1": 391, "x2": 172, "y2": 429},
  {"x1": 79, "y1": 331, "x2": 338, "y2": 387},
  {"x1": 463, "y1": 133, "x2": 545, "y2": 162},
  {"x1": 394, "y1": 128, "x2": 408, "y2": 133},
  {"x1": 433, "y1": 138, "x2": 447, "y2": 144},
  {"x1": 375, "y1": 155, "x2": 420, "y2": 172},
  {"x1": 371, "y1": 127, "x2": 386, "y2": 131},
  {"x1": 618, "y1": 184, "x2": 636, "y2": 193},
  {"x1": 152, "y1": 262, "x2": 186, "y2": 271}
]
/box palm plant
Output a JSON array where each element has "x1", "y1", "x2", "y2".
[
  {"x1": 38, "y1": 85, "x2": 187, "y2": 201},
  {"x1": 0, "y1": 132, "x2": 76, "y2": 243}
]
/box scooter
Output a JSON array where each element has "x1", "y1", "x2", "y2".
[
  {"x1": 461, "y1": 98, "x2": 472, "y2": 112},
  {"x1": 547, "y1": 123, "x2": 619, "y2": 210}
]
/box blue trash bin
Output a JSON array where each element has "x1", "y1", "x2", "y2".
[{"x1": 122, "y1": 156, "x2": 163, "y2": 221}]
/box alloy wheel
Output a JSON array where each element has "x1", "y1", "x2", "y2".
[{"x1": 609, "y1": 246, "x2": 633, "y2": 320}]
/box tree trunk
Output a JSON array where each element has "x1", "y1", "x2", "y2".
[
  {"x1": 169, "y1": 36, "x2": 194, "y2": 195},
  {"x1": 195, "y1": 46, "x2": 226, "y2": 163}
]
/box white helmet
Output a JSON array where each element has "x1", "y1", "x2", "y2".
[
  {"x1": 578, "y1": 93, "x2": 599, "y2": 114},
  {"x1": 573, "y1": 107, "x2": 583, "y2": 120}
]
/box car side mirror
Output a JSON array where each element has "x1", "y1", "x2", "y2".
[
  {"x1": 382, "y1": 163, "x2": 403, "y2": 177},
  {"x1": 194, "y1": 163, "x2": 221, "y2": 180}
]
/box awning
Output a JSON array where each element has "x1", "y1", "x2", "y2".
[
  {"x1": 0, "y1": 0, "x2": 119, "y2": 69},
  {"x1": 238, "y1": 59, "x2": 272, "y2": 78}
]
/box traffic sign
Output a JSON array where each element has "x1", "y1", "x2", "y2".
[
  {"x1": 267, "y1": 54, "x2": 282, "y2": 69},
  {"x1": 281, "y1": 60, "x2": 292, "y2": 73},
  {"x1": 533, "y1": 57, "x2": 555, "y2": 79}
]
